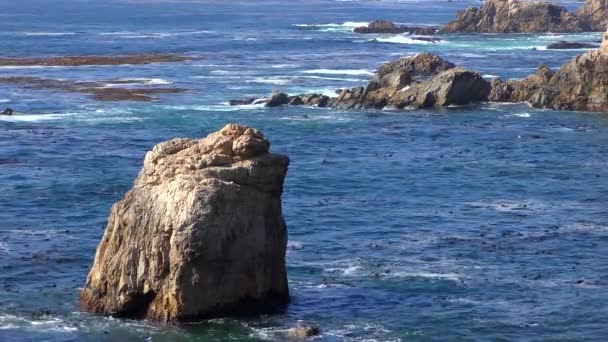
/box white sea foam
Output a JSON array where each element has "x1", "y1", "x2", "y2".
[
  {"x1": 0, "y1": 99, "x2": 11, "y2": 103},
  {"x1": 271, "y1": 64, "x2": 299, "y2": 69},
  {"x1": 22, "y1": 32, "x2": 77, "y2": 36},
  {"x1": 245, "y1": 77, "x2": 290, "y2": 85},
  {"x1": 103, "y1": 78, "x2": 173, "y2": 87},
  {"x1": 0, "y1": 314, "x2": 78, "y2": 333},
  {"x1": 482, "y1": 74, "x2": 500, "y2": 79},
  {"x1": 299, "y1": 75, "x2": 365, "y2": 82},
  {"x1": 0, "y1": 113, "x2": 69, "y2": 122},
  {"x1": 374, "y1": 35, "x2": 440, "y2": 45},
  {"x1": 294, "y1": 21, "x2": 368, "y2": 29},
  {"x1": 98, "y1": 30, "x2": 213, "y2": 39},
  {"x1": 514, "y1": 112, "x2": 531, "y2": 118},
  {"x1": 302, "y1": 69, "x2": 374, "y2": 76}
]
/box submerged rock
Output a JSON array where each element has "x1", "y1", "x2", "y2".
[
  {"x1": 81, "y1": 124, "x2": 290, "y2": 321},
  {"x1": 0, "y1": 54, "x2": 193, "y2": 67},
  {"x1": 441, "y1": 0, "x2": 587, "y2": 33},
  {"x1": 546, "y1": 41, "x2": 599, "y2": 50},
  {"x1": 354, "y1": 20, "x2": 437, "y2": 35},
  {"x1": 285, "y1": 325, "x2": 321, "y2": 339},
  {"x1": 0, "y1": 76, "x2": 186, "y2": 102}
]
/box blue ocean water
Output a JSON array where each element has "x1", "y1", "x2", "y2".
[{"x1": 1, "y1": 0, "x2": 608, "y2": 340}]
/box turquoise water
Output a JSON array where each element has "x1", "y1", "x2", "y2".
[{"x1": 1, "y1": 0, "x2": 608, "y2": 340}]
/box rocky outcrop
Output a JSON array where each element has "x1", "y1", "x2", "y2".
[
  {"x1": 230, "y1": 53, "x2": 491, "y2": 110},
  {"x1": 81, "y1": 124, "x2": 290, "y2": 321},
  {"x1": 354, "y1": 20, "x2": 438, "y2": 35},
  {"x1": 578, "y1": 0, "x2": 608, "y2": 31},
  {"x1": 489, "y1": 28, "x2": 608, "y2": 112},
  {"x1": 546, "y1": 41, "x2": 599, "y2": 50},
  {"x1": 386, "y1": 68, "x2": 491, "y2": 108},
  {"x1": 441, "y1": 0, "x2": 587, "y2": 33}
]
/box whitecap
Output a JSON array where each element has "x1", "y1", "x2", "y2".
[
  {"x1": 514, "y1": 113, "x2": 531, "y2": 118},
  {"x1": 103, "y1": 78, "x2": 173, "y2": 87},
  {"x1": 22, "y1": 32, "x2": 77, "y2": 36},
  {"x1": 0, "y1": 99, "x2": 11, "y2": 103},
  {"x1": 374, "y1": 35, "x2": 441, "y2": 45},
  {"x1": 482, "y1": 74, "x2": 500, "y2": 79},
  {"x1": 302, "y1": 69, "x2": 374, "y2": 76},
  {"x1": 245, "y1": 77, "x2": 290, "y2": 85},
  {"x1": 0, "y1": 113, "x2": 69, "y2": 122}
]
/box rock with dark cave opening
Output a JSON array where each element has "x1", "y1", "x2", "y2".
[{"x1": 81, "y1": 124, "x2": 290, "y2": 321}]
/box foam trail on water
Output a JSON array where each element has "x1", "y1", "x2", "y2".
[{"x1": 302, "y1": 69, "x2": 374, "y2": 76}]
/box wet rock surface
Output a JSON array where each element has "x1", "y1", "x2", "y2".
[{"x1": 80, "y1": 124, "x2": 290, "y2": 321}]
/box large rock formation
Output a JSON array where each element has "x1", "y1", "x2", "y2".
[
  {"x1": 354, "y1": 20, "x2": 438, "y2": 35},
  {"x1": 441, "y1": 0, "x2": 587, "y2": 33},
  {"x1": 491, "y1": 28, "x2": 608, "y2": 112},
  {"x1": 81, "y1": 124, "x2": 290, "y2": 321},
  {"x1": 230, "y1": 53, "x2": 491, "y2": 110},
  {"x1": 578, "y1": 0, "x2": 608, "y2": 31}
]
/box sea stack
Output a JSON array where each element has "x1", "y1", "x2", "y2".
[{"x1": 81, "y1": 124, "x2": 290, "y2": 321}]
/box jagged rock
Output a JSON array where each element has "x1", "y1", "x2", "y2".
[
  {"x1": 364, "y1": 53, "x2": 456, "y2": 96},
  {"x1": 578, "y1": 0, "x2": 608, "y2": 32},
  {"x1": 489, "y1": 65, "x2": 554, "y2": 103},
  {"x1": 81, "y1": 124, "x2": 290, "y2": 321},
  {"x1": 266, "y1": 91, "x2": 289, "y2": 107},
  {"x1": 285, "y1": 325, "x2": 321, "y2": 339},
  {"x1": 530, "y1": 47, "x2": 608, "y2": 111},
  {"x1": 547, "y1": 41, "x2": 598, "y2": 49},
  {"x1": 354, "y1": 20, "x2": 437, "y2": 35},
  {"x1": 441, "y1": 0, "x2": 587, "y2": 33},
  {"x1": 387, "y1": 68, "x2": 491, "y2": 108},
  {"x1": 376, "y1": 53, "x2": 456, "y2": 79}
]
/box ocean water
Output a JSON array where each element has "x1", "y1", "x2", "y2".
[{"x1": 1, "y1": 0, "x2": 608, "y2": 341}]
